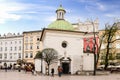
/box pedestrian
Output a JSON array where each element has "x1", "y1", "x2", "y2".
[
  {"x1": 18, "y1": 65, "x2": 21, "y2": 72},
  {"x1": 58, "y1": 66, "x2": 63, "y2": 77},
  {"x1": 4, "y1": 63, "x2": 7, "y2": 72},
  {"x1": 10, "y1": 63, "x2": 12, "y2": 70},
  {"x1": 51, "y1": 68, "x2": 54, "y2": 77}
]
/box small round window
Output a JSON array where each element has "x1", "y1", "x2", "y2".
[{"x1": 62, "y1": 41, "x2": 67, "y2": 48}]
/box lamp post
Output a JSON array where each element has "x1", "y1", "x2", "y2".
[{"x1": 92, "y1": 21, "x2": 96, "y2": 76}]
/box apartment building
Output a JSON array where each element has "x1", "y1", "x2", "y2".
[
  {"x1": 0, "y1": 33, "x2": 23, "y2": 66},
  {"x1": 23, "y1": 30, "x2": 42, "y2": 63}
]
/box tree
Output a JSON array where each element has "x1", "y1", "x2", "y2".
[
  {"x1": 34, "y1": 51, "x2": 43, "y2": 73},
  {"x1": 35, "y1": 51, "x2": 43, "y2": 59},
  {"x1": 96, "y1": 32, "x2": 106, "y2": 66},
  {"x1": 100, "y1": 23, "x2": 119, "y2": 70},
  {"x1": 42, "y1": 48, "x2": 58, "y2": 75}
]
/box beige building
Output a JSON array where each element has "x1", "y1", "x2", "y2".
[
  {"x1": 72, "y1": 18, "x2": 99, "y2": 32},
  {"x1": 23, "y1": 30, "x2": 42, "y2": 63}
]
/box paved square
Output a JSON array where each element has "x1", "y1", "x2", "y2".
[{"x1": 0, "y1": 70, "x2": 120, "y2": 80}]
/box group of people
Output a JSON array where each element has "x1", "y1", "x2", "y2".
[{"x1": 51, "y1": 66, "x2": 63, "y2": 77}]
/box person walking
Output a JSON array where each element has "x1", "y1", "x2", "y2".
[
  {"x1": 58, "y1": 66, "x2": 63, "y2": 77},
  {"x1": 51, "y1": 68, "x2": 54, "y2": 77},
  {"x1": 4, "y1": 63, "x2": 7, "y2": 72}
]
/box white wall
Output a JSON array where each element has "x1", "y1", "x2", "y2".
[
  {"x1": 42, "y1": 32, "x2": 84, "y2": 74},
  {"x1": 83, "y1": 54, "x2": 94, "y2": 71},
  {"x1": 0, "y1": 36, "x2": 23, "y2": 65},
  {"x1": 35, "y1": 59, "x2": 41, "y2": 72}
]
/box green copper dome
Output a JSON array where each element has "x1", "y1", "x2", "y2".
[{"x1": 48, "y1": 20, "x2": 74, "y2": 30}]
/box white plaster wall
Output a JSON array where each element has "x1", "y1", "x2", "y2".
[
  {"x1": 0, "y1": 36, "x2": 23, "y2": 65},
  {"x1": 83, "y1": 54, "x2": 94, "y2": 71},
  {"x1": 42, "y1": 32, "x2": 84, "y2": 74},
  {"x1": 35, "y1": 59, "x2": 41, "y2": 72}
]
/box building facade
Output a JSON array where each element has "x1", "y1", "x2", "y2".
[
  {"x1": 72, "y1": 19, "x2": 99, "y2": 32},
  {"x1": 0, "y1": 33, "x2": 23, "y2": 66},
  {"x1": 35, "y1": 5, "x2": 99, "y2": 74},
  {"x1": 23, "y1": 31, "x2": 42, "y2": 63}
]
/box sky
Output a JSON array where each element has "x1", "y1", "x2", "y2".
[{"x1": 0, "y1": 0, "x2": 120, "y2": 35}]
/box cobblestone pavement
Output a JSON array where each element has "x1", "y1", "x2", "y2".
[{"x1": 0, "y1": 70, "x2": 120, "y2": 80}]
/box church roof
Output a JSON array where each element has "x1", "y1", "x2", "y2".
[
  {"x1": 48, "y1": 20, "x2": 74, "y2": 30},
  {"x1": 40, "y1": 28, "x2": 87, "y2": 41}
]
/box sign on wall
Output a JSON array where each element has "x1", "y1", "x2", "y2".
[{"x1": 83, "y1": 37, "x2": 98, "y2": 53}]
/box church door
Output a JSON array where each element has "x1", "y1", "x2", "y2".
[{"x1": 62, "y1": 62, "x2": 69, "y2": 74}]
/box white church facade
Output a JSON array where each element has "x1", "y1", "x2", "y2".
[{"x1": 35, "y1": 5, "x2": 98, "y2": 74}]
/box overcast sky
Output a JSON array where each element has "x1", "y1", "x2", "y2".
[{"x1": 0, "y1": 0, "x2": 120, "y2": 35}]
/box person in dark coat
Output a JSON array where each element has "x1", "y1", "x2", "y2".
[
  {"x1": 58, "y1": 66, "x2": 63, "y2": 77},
  {"x1": 4, "y1": 63, "x2": 7, "y2": 72},
  {"x1": 51, "y1": 68, "x2": 54, "y2": 76}
]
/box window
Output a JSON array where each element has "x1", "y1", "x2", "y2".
[
  {"x1": 14, "y1": 53, "x2": 17, "y2": 59},
  {"x1": 5, "y1": 47, "x2": 7, "y2": 51},
  {"x1": 25, "y1": 37, "x2": 28, "y2": 42},
  {"x1": 37, "y1": 45, "x2": 39, "y2": 49},
  {"x1": 37, "y1": 38, "x2": 40, "y2": 41},
  {"x1": 109, "y1": 43, "x2": 112, "y2": 48},
  {"x1": 25, "y1": 53, "x2": 28, "y2": 58},
  {"x1": 0, "y1": 54, "x2": 2, "y2": 59},
  {"x1": 10, "y1": 47, "x2": 12, "y2": 51},
  {"x1": 116, "y1": 35, "x2": 120, "y2": 39},
  {"x1": 30, "y1": 45, "x2": 33, "y2": 50},
  {"x1": 61, "y1": 41, "x2": 67, "y2": 48},
  {"x1": 30, "y1": 52, "x2": 33, "y2": 58},
  {"x1": 37, "y1": 43, "x2": 39, "y2": 49},
  {"x1": 18, "y1": 53, "x2": 21, "y2": 58},
  {"x1": 15, "y1": 41, "x2": 17, "y2": 44},
  {"x1": 0, "y1": 47, "x2": 2, "y2": 51},
  {"x1": 30, "y1": 36, "x2": 33, "y2": 42},
  {"x1": 116, "y1": 44, "x2": 120, "y2": 48},
  {"x1": 15, "y1": 47, "x2": 17, "y2": 51},
  {"x1": 5, "y1": 42, "x2": 7, "y2": 45},
  {"x1": 101, "y1": 54, "x2": 105, "y2": 60},
  {"x1": 10, "y1": 53, "x2": 12, "y2": 59},
  {"x1": 116, "y1": 53, "x2": 120, "y2": 60},
  {"x1": 4, "y1": 53, "x2": 7, "y2": 59},
  {"x1": 19, "y1": 41, "x2": 21, "y2": 44},
  {"x1": 101, "y1": 44, "x2": 105, "y2": 49},
  {"x1": 25, "y1": 45, "x2": 28, "y2": 50},
  {"x1": 0, "y1": 42, "x2": 2, "y2": 45},
  {"x1": 19, "y1": 46, "x2": 21, "y2": 50}
]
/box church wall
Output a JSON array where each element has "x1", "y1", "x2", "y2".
[{"x1": 42, "y1": 32, "x2": 84, "y2": 74}]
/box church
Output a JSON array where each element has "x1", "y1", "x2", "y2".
[{"x1": 35, "y1": 5, "x2": 99, "y2": 74}]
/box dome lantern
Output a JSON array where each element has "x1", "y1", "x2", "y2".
[
  {"x1": 48, "y1": 5, "x2": 74, "y2": 31},
  {"x1": 56, "y1": 5, "x2": 66, "y2": 20}
]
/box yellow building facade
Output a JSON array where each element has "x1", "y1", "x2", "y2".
[{"x1": 23, "y1": 30, "x2": 42, "y2": 63}]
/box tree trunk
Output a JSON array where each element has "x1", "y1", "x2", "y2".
[
  {"x1": 104, "y1": 42, "x2": 110, "y2": 70},
  {"x1": 41, "y1": 59, "x2": 43, "y2": 73},
  {"x1": 96, "y1": 53, "x2": 99, "y2": 66}
]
